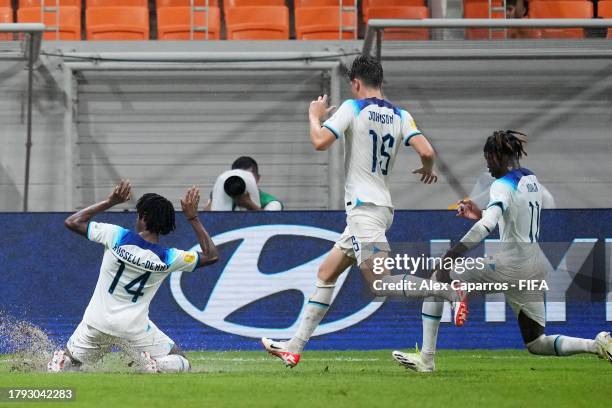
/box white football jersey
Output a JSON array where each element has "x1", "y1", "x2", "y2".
[
  {"x1": 323, "y1": 97, "x2": 421, "y2": 211},
  {"x1": 486, "y1": 168, "x2": 542, "y2": 243},
  {"x1": 83, "y1": 222, "x2": 199, "y2": 339}
]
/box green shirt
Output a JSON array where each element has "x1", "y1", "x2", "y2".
[{"x1": 259, "y1": 190, "x2": 283, "y2": 210}]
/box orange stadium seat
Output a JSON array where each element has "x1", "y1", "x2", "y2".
[
  {"x1": 156, "y1": 0, "x2": 219, "y2": 6},
  {"x1": 224, "y1": 0, "x2": 285, "y2": 7},
  {"x1": 157, "y1": 6, "x2": 220, "y2": 39},
  {"x1": 295, "y1": 6, "x2": 356, "y2": 40},
  {"x1": 86, "y1": 6, "x2": 149, "y2": 40},
  {"x1": 0, "y1": 7, "x2": 13, "y2": 40},
  {"x1": 0, "y1": 0, "x2": 10, "y2": 5},
  {"x1": 529, "y1": 1, "x2": 593, "y2": 38},
  {"x1": 363, "y1": 0, "x2": 425, "y2": 21},
  {"x1": 295, "y1": 0, "x2": 356, "y2": 6},
  {"x1": 0, "y1": 6, "x2": 11, "y2": 20},
  {"x1": 18, "y1": 6, "x2": 81, "y2": 39},
  {"x1": 19, "y1": 0, "x2": 81, "y2": 7},
  {"x1": 464, "y1": 2, "x2": 505, "y2": 40},
  {"x1": 87, "y1": 0, "x2": 148, "y2": 6},
  {"x1": 225, "y1": 6, "x2": 289, "y2": 39},
  {"x1": 598, "y1": 1, "x2": 612, "y2": 38},
  {"x1": 0, "y1": 5, "x2": 10, "y2": 16},
  {"x1": 365, "y1": 6, "x2": 429, "y2": 40}
]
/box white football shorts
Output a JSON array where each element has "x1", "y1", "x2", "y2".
[{"x1": 335, "y1": 204, "x2": 394, "y2": 265}]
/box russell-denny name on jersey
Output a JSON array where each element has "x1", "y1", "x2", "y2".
[
  {"x1": 368, "y1": 111, "x2": 394, "y2": 124},
  {"x1": 112, "y1": 244, "x2": 169, "y2": 272}
]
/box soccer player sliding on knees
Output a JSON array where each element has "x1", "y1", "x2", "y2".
[
  {"x1": 261, "y1": 56, "x2": 467, "y2": 368},
  {"x1": 48, "y1": 181, "x2": 219, "y2": 373},
  {"x1": 393, "y1": 130, "x2": 612, "y2": 373}
]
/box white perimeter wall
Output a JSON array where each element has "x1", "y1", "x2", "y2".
[{"x1": 1, "y1": 40, "x2": 611, "y2": 211}]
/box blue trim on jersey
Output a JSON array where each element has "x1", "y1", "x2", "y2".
[
  {"x1": 354, "y1": 97, "x2": 402, "y2": 116},
  {"x1": 486, "y1": 201, "x2": 505, "y2": 212},
  {"x1": 403, "y1": 131, "x2": 422, "y2": 146},
  {"x1": 116, "y1": 230, "x2": 172, "y2": 264},
  {"x1": 421, "y1": 312, "x2": 442, "y2": 321},
  {"x1": 113, "y1": 227, "x2": 129, "y2": 247},
  {"x1": 86, "y1": 222, "x2": 93, "y2": 240},
  {"x1": 349, "y1": 99, "x2": 360, "y2": 116},
  {"x1": 323, "y1": 124, "x2": 340, "y2": 139},
  {"x1": 496, "y1": 168, "x2": 535, "y2": 191},
  {"x1": 192, "y1": 252, "x2": 200, "y2": 272}
]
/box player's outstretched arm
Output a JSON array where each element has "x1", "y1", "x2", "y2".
[
  {"x1": 445, "y1": 203, "x2": 502, "y2": 260},
  {"x1": 409, "y1": 135, "x2": 438, "y2": 184},
  {"x1": 64, "y1": 179, "x2": 132, "y2": 237},
  {"x1": 309, "y1": 94, "x2": 337, "y2": 151},
  {"x1": 180, "y1": 186, "x2": 219, "y2": 268}
]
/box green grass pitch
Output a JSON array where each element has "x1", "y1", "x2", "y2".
[{"x1": 1, "y1": 350, "x2": 610, "y2": 407}]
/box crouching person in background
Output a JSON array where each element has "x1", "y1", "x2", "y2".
[{"x1": 205, "y1": 156, "x2": 284, "y2": 211}]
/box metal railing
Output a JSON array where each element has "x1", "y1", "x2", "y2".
[
  {"x1": 363, "y1": 19, "x2": 612, "y2": 58},
  {"x1": 0, "y1": 23, "x2": 45, "y2": 212}
]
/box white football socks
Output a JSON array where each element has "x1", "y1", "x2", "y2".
[
  {"x1": 288, "y1": 279, "x2": 335, "y2": 354},
  {"x1": 155, "y1": 355, "x2": 191, "y2": 372},
  {"x1": 420, "y1": 298, "x2": 444, "y2": 365},
  {"x1": 526, "y1": 334, "x2": 598, "y2": 356}
]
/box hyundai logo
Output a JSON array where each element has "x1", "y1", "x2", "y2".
[{"x1": 169, "y1": 225, "x2": 383, "y2": 338}]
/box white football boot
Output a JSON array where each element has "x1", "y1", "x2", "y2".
[
  {"x1": 47, "y1": 350, "x2": 68, "y2": 373},
  {"x1": 392, "y1": 345, "x2": 435, "y2": 373},
  {"x1": 594, "y1": 331, "x2": 612, "y2": 363},
  {"x1": 139, "y1": 351, "x2": 159, "y2": 373},
  {"x1": 261, "y1": 338, "x2": 301, "y2": 368}
]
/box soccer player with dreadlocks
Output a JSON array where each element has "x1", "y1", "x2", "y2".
[
  {"x1": 392, "y1": 130, "x2": 612, "y2": 372},
  {"x1": 47, "y1": 181, "x2": 219, "y2": 373}
]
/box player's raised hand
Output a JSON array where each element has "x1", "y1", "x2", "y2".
[
  {"x1": 456, "y1": 199, "x2": 482, "y2": 220},
  {"x1": 412, "y1": 167, "x2": 438, "y2": 184},
  {"x1": 107, "y1": 179, "x2": 132, "y2": 206},
  {"x1": 309, "y1": 94, "x2": 336, "y2": 120},
  {"x1": 181, "y1": 186, "x2": 200, "y2": 220}
]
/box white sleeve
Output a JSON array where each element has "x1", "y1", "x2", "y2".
[
  {"x1": 263, "y1": 201, "x2": 283, "y2": 211},
  {"x1": 486, "y1": 180, "x2": 512, "y2": 212},
  {"x1": 322, "y1": 100, "x2": 355, "y2": 139},
  {"x1": 87, "y1": 222, "x2": 122, "y2": 248},
  {"x1": 540, "y1": 184, "x2": 556, "y2": 209},
  {"x1": 459, "y1": 205, "x2": 503, "y2": 250},
  {"x1": 401, "y1": 110, "x2": 422, "y2": 146},
  {"x1": 166, "y1": 248, "x2": 200, "y2": 273}
]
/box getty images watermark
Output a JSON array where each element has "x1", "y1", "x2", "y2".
[
  {"x1": 361, "y1": 242, "x2": 562, "y2": 301},
  {"x1": 371, "y1": 253, "x2": 549, "y2": 293}
]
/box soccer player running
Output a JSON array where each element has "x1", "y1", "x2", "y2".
[
  {"x1": 261, "y1": 56, "x2": 466, "y2": 368},
  {"x1": 47, "y1": 181, "x2": 219, "y2": 373},
  {"x1": 393, "y1": 130, "x2": 612, "y2": 372}
]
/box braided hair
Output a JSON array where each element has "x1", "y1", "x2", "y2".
[
  {"x1": 484, "y1": 130, "x2": 528, "y2": 167},
  {"x1": 136, "y1": 193, "x2": 176, "y2": 235}
]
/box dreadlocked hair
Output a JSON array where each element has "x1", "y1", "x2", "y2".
[
  {"x1": 484, "y1": 130, "x2": 528, "y2": 163},
  {"x1": 136, "y1": 193, "x2": 176, "y2": 235}
]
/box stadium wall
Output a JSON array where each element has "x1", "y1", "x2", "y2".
[
  {"x1": 0, "y1": 40, "x2": 611, "y2": 211},
  {"x1": 0, "y1": 210, "x2": 610, "y2": 352}
]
